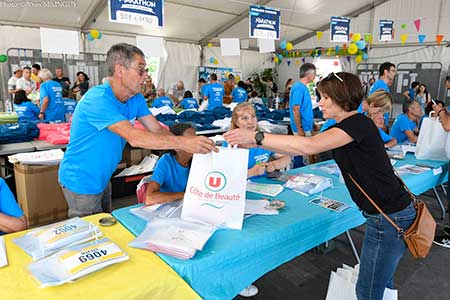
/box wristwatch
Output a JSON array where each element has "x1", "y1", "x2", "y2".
[{"x1": 255, "y1": 131, "x2": 265, "y2": 146}]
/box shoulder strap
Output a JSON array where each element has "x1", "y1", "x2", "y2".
[{"x1": 347, "y1": 173, "x2": 403, "y2": 233}]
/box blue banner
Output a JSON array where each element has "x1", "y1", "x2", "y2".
[
  {"x1": 249, "y1": 5, "x2": 280, "y2": 40},
  {"x1": 198, "y1": 67, "x2": 234, "y2": 84},
  {"x1": 379, "y1": 20, "x2": 394, "y2": 42},
  {"x1": 330, "y1": 16, "x2": 350, "y2": 42},
  {"x1": 109, "y1": 0, "x2": 164, "y2": 27}
]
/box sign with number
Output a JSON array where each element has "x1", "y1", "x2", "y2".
[
  {"x1": 109, "y1": 0, "x2": 164, "y2": 27},
  {"x1": 330, "y1": 16, "x2": 350, "y2": 42},
  {"x1": 249, "y1": 5, "x2": 280, "y2": 40},
  {"x1": 379, "y1": 20, "x2": 394, "y2": 41}
]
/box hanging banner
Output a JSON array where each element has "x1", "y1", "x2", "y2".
[
  {"x1": 249, "y1": 5, "x2": 280, "y2": 40},
  {"x1": 108, "y1": 0, "x2": 164, "y2": 27},
  {"x1": 198, "y1": 67, "x2": 241, "y2": 84},
  {"x1": 379, "y1": 20, "x2": 394, "y2": 42},
  {"x1": 330, "y1": 16, "x2": 350, "y2": 42}
]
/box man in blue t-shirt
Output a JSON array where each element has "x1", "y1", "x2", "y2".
[
  {"x1": 390, "y1": 100, "x2": 422, "y2": 144},
  {"x1": 290, "y1": 63, "x2": 316, "y2": 137},
  {"x1": 0, "y1": 178, "x2": 27, "y2": 235},
  {"x1": 39, "y1": 69, "x2": 66, "y2": 122},
  {"x1": 402, "y1": 81, "x2": 420, "y2": 101},
  {"x1": 58, "y1": 43, "x2": 217, "y2": 218},
  {"x1": 231, "y1": 81, "x2": 248, "y2": 103},
  {"x1": 151, "y1": 88, "x2": 173, "y2": 108},
  {"x1": 204, "y1": 73, "x2": 224, "y2": 110}
]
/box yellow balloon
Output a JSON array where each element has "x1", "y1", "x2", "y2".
[
  {"x1": 295, "y1": 59, "x2": 300, "y2": 65},
  {"x1": 273, "y1": 56, "x2": 279, "y2": 63},
  {"x1": 286, "y1": 42, "x2": 293, "y2": 51},
  {"x1": 355, "y1": 55, "x2": 363, "y2": 64},
  {"x1": 236, "y1": 75, "x2": 241, "y2": 81},
  {"x1": 207, "y1": 43, "x2": 213, "y2": 48},
  {"x1": 347, "y1": 43, "x2": 358, "y2": 55},
  {"x1": 90, "y1": 29, "x2": 99, "y2": 39},
  {"x1": 214, "y1": 59, "x2": 219, "y2": 65},
  {"x1": 351, "y1": 33, "x2": 361, "y2": 42}
]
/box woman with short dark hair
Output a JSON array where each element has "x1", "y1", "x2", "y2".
[
  {"x1": 225, "y1": 72, "x2": 415, "y2": 300},
  {"x1": 13, "y1": 89, "x2": 39, "y2": 121}
]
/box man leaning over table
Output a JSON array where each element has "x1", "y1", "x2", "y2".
[
  {"x1": 432, "y1": 75, "x2": 450, "y2": 248},
  {"x1": 58, "y1": 43, "x2": 217, "y2": 218}
]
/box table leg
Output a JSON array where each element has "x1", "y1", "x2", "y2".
[
  {"x1": 345, "y1": 230, "x2": 360, "y2": 264},
  {"x1": 433, "y1": 187, "x2": 446, "y2": 220}
]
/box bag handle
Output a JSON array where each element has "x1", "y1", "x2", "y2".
[{"x1": 347, "y1": 173, "x2": 404, "y2": 234}]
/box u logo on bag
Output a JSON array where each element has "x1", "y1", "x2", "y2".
[{"x1": 205, "y1": 171, "x2": 227, "y2": 192}]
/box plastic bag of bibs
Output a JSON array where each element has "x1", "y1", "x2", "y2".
[
  {"x1": 284, "y1": 173, "x2": 333, "y2": 196},
  {"x1": 14, "y1": 217, "x2": 103, "y2": 260},
  {"x1": 28, "y1": 238, "x2": 129, "y2": 287}
]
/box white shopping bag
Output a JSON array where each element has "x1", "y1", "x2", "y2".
[
  {"x1": 326, "y1": 264, "x2": 397, "y2": 300},
  {"x1": 415, "y1": 116, "x2": 448, "y2": 161},
  {"x1": 181, "y1": 147, "x2": 248, "y2": 230}
]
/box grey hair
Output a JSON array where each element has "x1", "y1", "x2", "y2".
[
  {"x1": 38, "y1": 68, "x2": 53, "y2": 81},
  {"x1": 106, "y1": 43, "x2": 145, "y2": 76}
]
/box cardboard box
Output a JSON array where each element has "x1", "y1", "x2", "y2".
[
  {"x1": 122, "y1": 146, "x2": 152, "y2": 166},
  {"x1": 14, "y1": 163, "x2": 68, "y2": 226}
]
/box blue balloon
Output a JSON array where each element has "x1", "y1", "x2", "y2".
[
  {"x1": 277, "y1": 54, "x2": 283, "y2": 62},
  {"x1": 287, "y1": 60, "x2": 291, "y2": 66},
  {"x1": 97, "y1": 32, "x2": 102, "y2": 39},
  {"x1": 362, "y1": 53, "x2": 369, "y2": 60},
  {"x1": 280, "y1": 40, "x2": 287, "y2": 50},
  {"x1": 356, "y1": 40, "x2": 366, "y2": 50},
  {"x1": 209, "y1": 57, "x2": 215, "y2": 63},
  {"x1": 87, "y1": 33, "x2": 94, "y2": 41}
]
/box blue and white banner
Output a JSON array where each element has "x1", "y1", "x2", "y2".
[
  {"x1": 330, "y1": 16, "x2": 350, "y2": 42},
  {"x1": 379, "y1": 20, "x2": 394, "y2": 42},
  {"x1": 109, "y1": 0, "x2": 164, "y2": 27},
  {"x1": 249, "y1": 5, "x2": 280, "y2": 40},
  {"x1": 199, "y1": 67, "x2": 235, "y2": 83}
]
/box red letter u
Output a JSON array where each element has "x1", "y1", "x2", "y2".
[{"x1": 209, "y1": 177, "x2": 221, "y2": 188}]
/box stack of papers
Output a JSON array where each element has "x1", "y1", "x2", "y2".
[
  {"x1": 28, "y1": 238, "x2": 128, "y2": 287},
  {"x1": 130, "y1": 200, "x2": 183, "y2": 221},
  {"x1": 129, "y1": 217, "x2": 216, "y2": 260},
  {"x1": 395, "y1": 164, "x2": 430, "y2": 176},
  {"x1": 115, "y1": 154, "x2": 159, "y2": 177},
  {"x1": 8, "y1": 149, "x2": 64, "y2": 165},
  {"x1": 284, "y1": 173, "x2": 333, "y2": 196},
  {"x1": 246, "y1": 181, "x2": 284, "y2": 197}
]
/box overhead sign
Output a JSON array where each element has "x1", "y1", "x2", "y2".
[
  {"x1": 108, "y1": 0, "x2": 164, "y2": 27},
  {"x1": 330, "y1": 16, "x2": 350, "y2": 42},
  {"x1": 379, "y1": 20, "x2": 394, "y2": 41},
  {"x1": 249, "y1": 5, "x2": 280, "y2": 40}
]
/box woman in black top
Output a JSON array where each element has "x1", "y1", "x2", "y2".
[
  {"x1": 224, "y1": 72, "x2": 415, "y2": 300},
  {"x1": 71, "y1": 71, "x2": 90, "y2": 100}
]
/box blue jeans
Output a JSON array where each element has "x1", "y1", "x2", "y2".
[{"x1": 356, "y1": 202, "x2": 416, "y2": 300}]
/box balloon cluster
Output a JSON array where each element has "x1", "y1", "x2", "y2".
[
  {"x1": 209, "y1": 57, "x2": 219, "y2": 65},
  {"x1": 87, "y1": 29, "x2": 102, "y2": 41}
]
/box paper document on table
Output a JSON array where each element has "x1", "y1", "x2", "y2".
[
  {"x1": 8, "y1": 149, "x2": 64, "y2": 165},
  {"x1": 0, "y1": 237, "x2": 7, "y2": 268},
  {"x1": 395, "y1": 164, "x2": 430, "y2": 176},
  {"x1": 115, "y1": 154, "x2": 158, "y2": 177},
  {"x1": 245, "y1": 199, "x2": 279, "y2": 215},
  {"x1": 246, "y1": 181, "x2": 284, "y2": 197},
  {"x1": 401, "y1": 144, "x2": 416, "y2": 153}
]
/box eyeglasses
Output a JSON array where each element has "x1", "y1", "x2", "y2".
[
  {"x1": 128, "y1": 66, "x2": 148, "y2": 76},
  {"x1": 324, "y1": 72, "x2": 343, "y2": 82}
]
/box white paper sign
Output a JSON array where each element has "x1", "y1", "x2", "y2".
[
  {"x1": 40, "y1": 28, "x2": 80, "y2": 55},
  {"x1": 136, "y1": 35, "x2": 165, "y2": 58},
  {"x1": 0, "y1": 237, "x2": 7, "y2": 268},
  {"x1": 258, "y1": 38, "x2": 275, "y2": 53},
  {"x1": 220, "y1": 38, "x2": 241, "y2": 56},
  {"x1": 181, "y1": 148, "x2": 248, "y2": 230}
]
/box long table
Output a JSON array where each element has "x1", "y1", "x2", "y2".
[
  {"x1": 0, "y1": 213, "x2": 200, "y2": 300},
  {"x1": 112, "y1": 153, "x2": 448, "y2": 300}
]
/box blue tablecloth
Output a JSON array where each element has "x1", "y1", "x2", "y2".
[{"x1": 112, "y1": 153, "x2": 448, "y2": 300}]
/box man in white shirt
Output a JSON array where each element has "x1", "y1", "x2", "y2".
[
  {"x1": 168, "y1": 80, "x2": 185, "y2": 104},
  {"x1": 7, "y1": 68, "x2": 22, "y2": 96},
  {"x1": 16, "y1": 67, "x2": 37, "y2": 95}
]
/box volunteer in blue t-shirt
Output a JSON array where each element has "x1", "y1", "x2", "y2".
[
  {"x1": 231, "y1": 81, "x2": 248, "y2": 103},
  {"x1": 0, "y1": 178, "x2": 27, "y2": 235},
  {"x1": 204, "y1": 73, "x2": 224, "y2": 110},
  {"x1": 38, "y1": 69, "x2": 66, "y2": 122},
  {"x1": 144, "y1": 123, "x2": 195, "y2": 205},
  {"x1": 390, "y1": 99, "x2": 422, "y2": 144},
  {"x1": 402, "y1": 81, "x2": 420, "y2": 101},
  {"x1": 151, "y1": 88, "x2": 173, "y2": 108},
  {"x1": 179, "y1": 91, "x2": 199, "y2": 110},
  {"x1": 58, "y1": 43, "x2": 217, "y2": 218},
  {"x1": 366, "y1": 90, "x2": 398, "y2": 148},
  {"x1": 13, "y1": 89, "x2": 39, "y2": 121},
  {"x1": 224, "y1": 103, "x2": 290, "y2": 178},
  {"x1": 290, "y1": 63, "x2": 315, "y2": 137}
]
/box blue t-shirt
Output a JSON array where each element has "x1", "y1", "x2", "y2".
[
  {"x1": 180, "y1": 97, "x2": 199, "y2": 109},
  {"x1": 205, "y1": 83, "x2": 225, "y2": 110},
  {"x1": 63, "y1": 98, "x2": 77, "y2": 121},
  {"x1": 0, "y1": 178, "x2": 24, "y2": 235},
  {"x1": 320, "y1": 119, "x2": 337, "y2": 132},
  {"x1": 367, "y1": 79, "x2": 390, "y2": 127},
  {"x1": 289, "y1": 81, "x2": 313, "y2": 132},
  {"x1": 151, "y1": 96, "x2": 173, "y2": 108},
  {"x1": 40, "y1": 80, "x2": 65, "y2": 122},
  {"x1": 390, "y1": 113, "x2": 417, "y2": 144},
  {"x1": 200, "y1": 83, "x2": 210, "y2": 99},
  {"x1": 231, "y1": 87, "x2": 248, "y2": 103},
  {"x1": 408, "y1": 88, "x2": 416, "y2": 100},
  {"x1": 151, "y1": 153, "x2": 190, "y2": 193},
  {"x1": 378, "y1": 128, "x2": 394, "y2": 143},
  {"x1": 59, "y1": 82, "x2": 151, "y2": 194},
  {"x1": 14, "y1": 101, "x2": 39, "y2": 121}
]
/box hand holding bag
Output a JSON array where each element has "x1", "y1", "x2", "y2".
[{"x1": 348, "y1": 172, "x2": 436, "y2": 259}]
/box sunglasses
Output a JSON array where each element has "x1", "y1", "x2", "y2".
[{"x1": 324, "y1": 72, "x2": 343, "y2": 82}]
